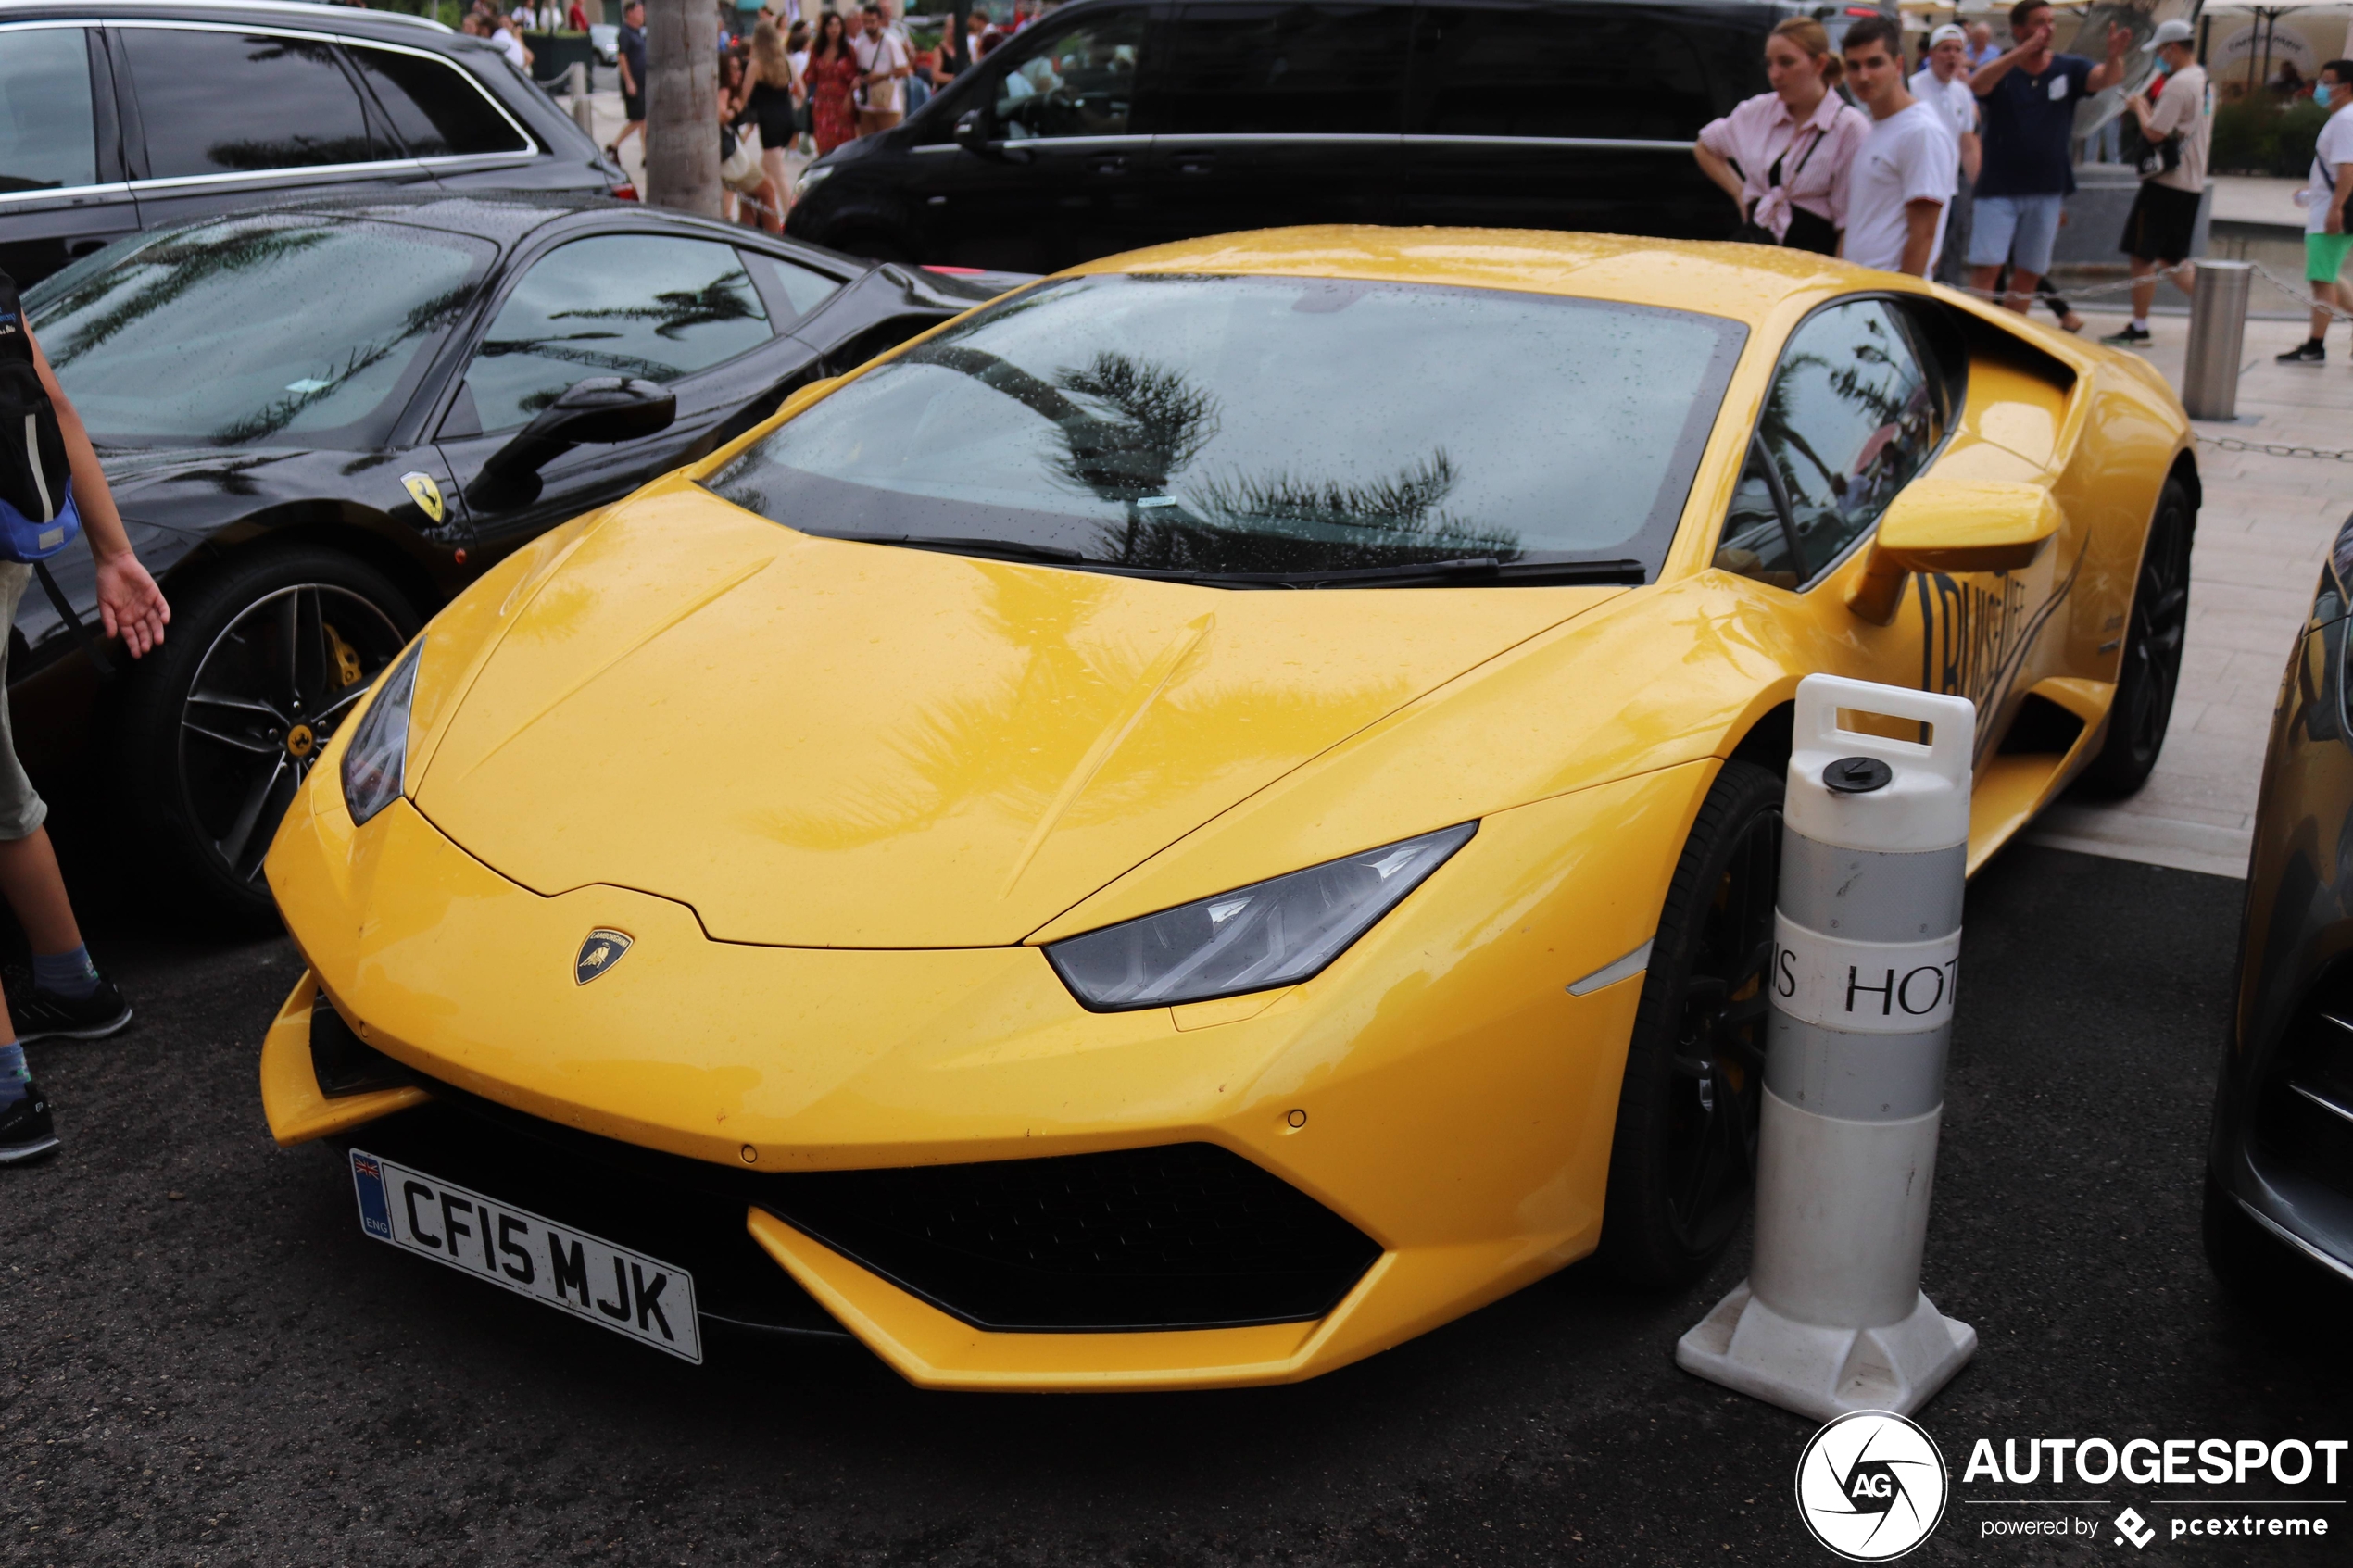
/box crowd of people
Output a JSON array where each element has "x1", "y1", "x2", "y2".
[
  {"x1": 603, "y1": 1, "x2": 1038, "y2": 230},
  {"x1": 1697, "y1": 5, "x2": 2183, "y2": 322}
]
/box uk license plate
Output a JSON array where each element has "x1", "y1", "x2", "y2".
[{"x1": 348, "y1": 1148, "x2": 702, "y2": 1363}]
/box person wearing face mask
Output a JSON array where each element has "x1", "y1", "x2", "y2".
[
  {"x1": 2102, "y1": 19, "x2": 2210, "y2": 348},
  {"x1": 2278, "y1": 60, "x2": 2353, "y2": 364},
  {"x1": 1692, "y1": 17, "x2": 1870, "y2": 256}
]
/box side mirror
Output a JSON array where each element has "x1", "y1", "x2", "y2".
[
  {"x1": 1847, "y1": 479, "x2": 2062, "y2": 624},
  {"x1": 465, "y1": 376, "x2": 677, "y2": 512},
  {"x1": 954, "y1": 107, "x2": 1027, "y2": 162}
]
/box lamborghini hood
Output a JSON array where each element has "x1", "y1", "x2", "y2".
[{"x1": 410, "y1": 487, "x2": 1621, "y2": 947}]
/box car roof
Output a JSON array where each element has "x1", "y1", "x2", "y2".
[
  {"x1": 0, "y1": 0, "x2": 451, "y2": 42},
  {"x1": 1069, "y1": 227, "x2": 1908, "y2": 327},
  {"x1": 126, "y1": 191, "x2": 872, "y2": 273}
]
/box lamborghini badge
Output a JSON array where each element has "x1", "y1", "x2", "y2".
[
  {"x1": 399, "y1": 470, "x2": 446, "y2": 523},
  {"x1": 574, "y1": 929, "x2": 632, "y2": 985}
]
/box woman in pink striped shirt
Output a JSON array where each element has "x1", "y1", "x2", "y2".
[{"x1": 1693, "y1": 18, "x2": 1870, "y2": 256}]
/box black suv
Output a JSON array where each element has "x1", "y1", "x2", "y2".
[
  {"x1": 789, "y1": 0, "x2": 1890, "y2": 271},
  {"x1": 0, "y1": 0, "x2": 626, "y2": 285}
]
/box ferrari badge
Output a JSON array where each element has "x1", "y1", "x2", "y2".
[
  {"x1": 574, "y1": 929, "x2": 633, "y2": 985},
  {"x1": 399, "y1": 470, "x2": 446, "y2": 524}
]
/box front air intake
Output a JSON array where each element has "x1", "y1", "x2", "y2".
[{"x1": 764, "y1": 1142, "x2": 1382, "y2": 1332}]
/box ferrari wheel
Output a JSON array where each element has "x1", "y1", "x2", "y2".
[
  {"x1": 2079, "y1": 476, "x2": 2194, "y2": 797},
  {"x1": 1597, "y1": 758, "x2": 1782, "y2": 1288},
  {"x1": 117, "y1": 545, "x2": 420, "y2": 920}
]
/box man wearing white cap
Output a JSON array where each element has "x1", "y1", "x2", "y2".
[
  {"x1": 1912, "y1": 23, "x2": 1982, "y2": 285},
  {"x1": 2103, "y1": 19, "x2": 2210, "y2": 346}
]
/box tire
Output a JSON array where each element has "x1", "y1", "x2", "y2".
[
  {"x1": 1596, "y1": 759, "x2": 1784, "y2": 1288},
  {"x1": 115, "y1": 545, "x2": 422, "y2": 920},
  {"x1": 2078, "y1": 476, "x2": 2194, "y2": 797}
]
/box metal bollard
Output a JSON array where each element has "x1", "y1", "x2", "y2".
[
  {"x1": 2181, "y1": 260, "x2": 2254, "y2": 422},
  {"x1": 1677, "y1": 674, "x2": 1979, "y2": 1421},
  {"x1": 567, "y1": 62, "x2": 596, "y2": 140}
]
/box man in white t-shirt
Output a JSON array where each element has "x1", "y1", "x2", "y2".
[
  {"x1": 1910, "y1": 23, "x2": 1981, "y2": 285},
  {"x1": 854, "y1": 4, "x2": 912, "y2": 135},
  {"x1": 1841, "y1": 19, "x2": 1956, "y2": 276},
  {"x1": 2278, "y1": 58, "x2": 2353, "y2": 364}
]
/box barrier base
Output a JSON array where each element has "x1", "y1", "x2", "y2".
[{"x1": 1674, "y1": 1281, "x2": 1976, "y2": 1421}]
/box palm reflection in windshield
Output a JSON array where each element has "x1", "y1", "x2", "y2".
[{"x1": 706, "y1": 272, "x2": 1743, "y2": 580}]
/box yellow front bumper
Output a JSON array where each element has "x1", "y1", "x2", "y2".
[{"x1": 261, "y1": 759, "x2": 1709, "y2": 1389}]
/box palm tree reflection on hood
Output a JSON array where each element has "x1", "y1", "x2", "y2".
[{"x1": 900, "y1": 342, "x2": 1522, "y2": 572}]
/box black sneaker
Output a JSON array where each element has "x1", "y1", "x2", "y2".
[
  {"x1": 2278, "y1": 340, "x2": 2326, "y2": 365},
  {"x1": 2, "y1": 967, "x2": 132, "y2": 1044},
  {"x1": 2101, "y1": 323, "x2": 2153, "y2": 347},
  {"x1": 0, "y1": 1083, "x2": 58, "y2": 1164}
]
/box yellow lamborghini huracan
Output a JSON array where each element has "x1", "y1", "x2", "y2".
[{"x1": 259, "y1": 229, "x2": 2194, "y2": 1389}]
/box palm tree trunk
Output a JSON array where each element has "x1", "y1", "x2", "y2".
[{"x1": 645, "y1": 0, "x2": 719, "y2": 216}]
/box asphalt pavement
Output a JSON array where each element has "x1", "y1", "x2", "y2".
[{"x1": 5, "y1": 842, "x2": 2349, "y2": 1566}]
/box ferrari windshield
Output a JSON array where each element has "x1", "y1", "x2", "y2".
[
  {"x1": 704, "y1": 273, "x2": 1743, "y2": 583},
  {"x1": 26, "y1": 216, "x2": 492, "y2": 447}
]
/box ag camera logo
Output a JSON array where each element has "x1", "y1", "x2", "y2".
[{"x1": 1795, "y1": 1411, "x2": 1950, "y2": 1561}]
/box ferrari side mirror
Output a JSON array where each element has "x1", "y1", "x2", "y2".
[
  {"x1": 466, "y1": 376, "x2": 678, "y2": 512},
  {"x1": 1847, "y1": 478, "x2": 2062, "y2": 625}
]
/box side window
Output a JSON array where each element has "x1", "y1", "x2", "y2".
[
  {"x1": 454, "y1": 234, "x2": 771, "y2": 434},
  {"x1": 1755, "y1": 299, "x2": 1938, "y2": 580},
  {"x1": 0, "y1": 27, "x2": 100, "y2": 194},
  {"x1": 1139, "y1": 3, "x2": 1414, "y2": 136},
  {"x1": 1410, "y1": 5, "x2": 1714, "y2": 140},
  {"x1": 121, "y1": 29, "x2": 377, "y2": 178},
  {"x1": 346, "y1": 45, "x2": 531, "y2": 159},
  {"x1": 989, "y1": 9, "x2": 1147, "y2": 140},
  {"x1": 740, "y1": 249, "x2": 841, "y2": 325},
  {"x1": 1716, "y1": 439, "x2": 1800, "y2": 589}
]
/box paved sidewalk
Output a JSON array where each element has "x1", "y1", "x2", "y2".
[{"x1": 2023, "y1": 298, "x2": 2353, "y2": 879}]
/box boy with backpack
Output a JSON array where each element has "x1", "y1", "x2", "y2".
[{"x1": 0, "y1": 270, "x2": 171, "y2": 1162}]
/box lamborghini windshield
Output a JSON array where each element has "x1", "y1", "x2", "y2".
[{"x1": 704, "y1": 273, "x2": 1744, "y2": 585}]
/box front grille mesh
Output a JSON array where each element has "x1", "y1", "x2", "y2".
[{"x1": 770, "y1": 1143, "x2": 1382, "y2": 1332}]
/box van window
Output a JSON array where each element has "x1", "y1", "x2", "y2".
[
  {"x1": 346, "y1": 44, "x2": 532, "y2": 158},
  {"x1": 1408, "y1": 2, "x2": 1714, "y2": 140},
  {"x1": 0, "y1": 27, "x2": 100, "y2": 194},
  {"x1": 989, "y1": 9, "x2": 1147, "y2": 140},
  {"x1": 122, "y1": 29, "x2": 379, "y2": 178},
  {"x1": 1138, "y1": 3, "x2": 1413, "y2": 136}
]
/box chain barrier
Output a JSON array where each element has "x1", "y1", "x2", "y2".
[
  {"x1": 2197, "y1": 435, "x2": 2353, "y2": 461},
  {"x1": 2249, "y1": 260, "x2": 2353, "y2": 323}
]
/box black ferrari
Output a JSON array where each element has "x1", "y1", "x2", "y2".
[{"x1": 9, "y1": 194, "x2": 1023, "y2": 915}]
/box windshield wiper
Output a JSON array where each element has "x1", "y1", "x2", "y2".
[
  {"x1": 809, "y1": 530, "x2": 1089, "y2": 567},
  {"x1": 803, "y1": 535, "x2": 1644, "y2": 590},
  {"x1": 1188, "y1": 557, "x2": 1647, "y2": 589}
]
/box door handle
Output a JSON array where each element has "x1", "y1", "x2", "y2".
[
  {"x1": 1174, "y1": 155, "x2": 1216, "y2": 176},
  {"x1": 1088, "y1": 155, "x2": 1128, "y2": 176}
]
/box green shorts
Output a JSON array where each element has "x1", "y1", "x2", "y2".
[{"x1": 2308, "y1": 231, "x2": 2353, "y2": 284}]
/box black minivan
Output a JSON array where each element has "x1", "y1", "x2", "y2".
[
  {"x1": 0, "y1": 0, "x2": 626, "y2": 286},
  {"x1": 789, "y1": 0, "x2": 1886, "y2": 271}
]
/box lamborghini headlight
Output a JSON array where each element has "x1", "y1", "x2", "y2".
[
  {"x1": 339, "y1": 638, "x2": 423, "y2": 826},
  {"x1": 1045, "y1": 822, "x2": 1478, "y2": 1011},
  {"x1": 795, "y1": 163, "x2": 835, "y2": 198}
]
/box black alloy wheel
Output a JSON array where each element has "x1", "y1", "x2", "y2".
[
  {"x1": 118, "y1": 546, "x2": 420, "y2": 918},
  {"x1": 2080, "y1": 476, "x2": 2195, "y2": 797},
  {"x1": 1597, "y1": 759, "x2": 1783, "y2": 1288}
]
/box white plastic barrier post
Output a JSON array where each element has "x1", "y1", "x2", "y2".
[{"x1": 1676, "y1": 673, "x2": 1979, "y2": 1421}]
